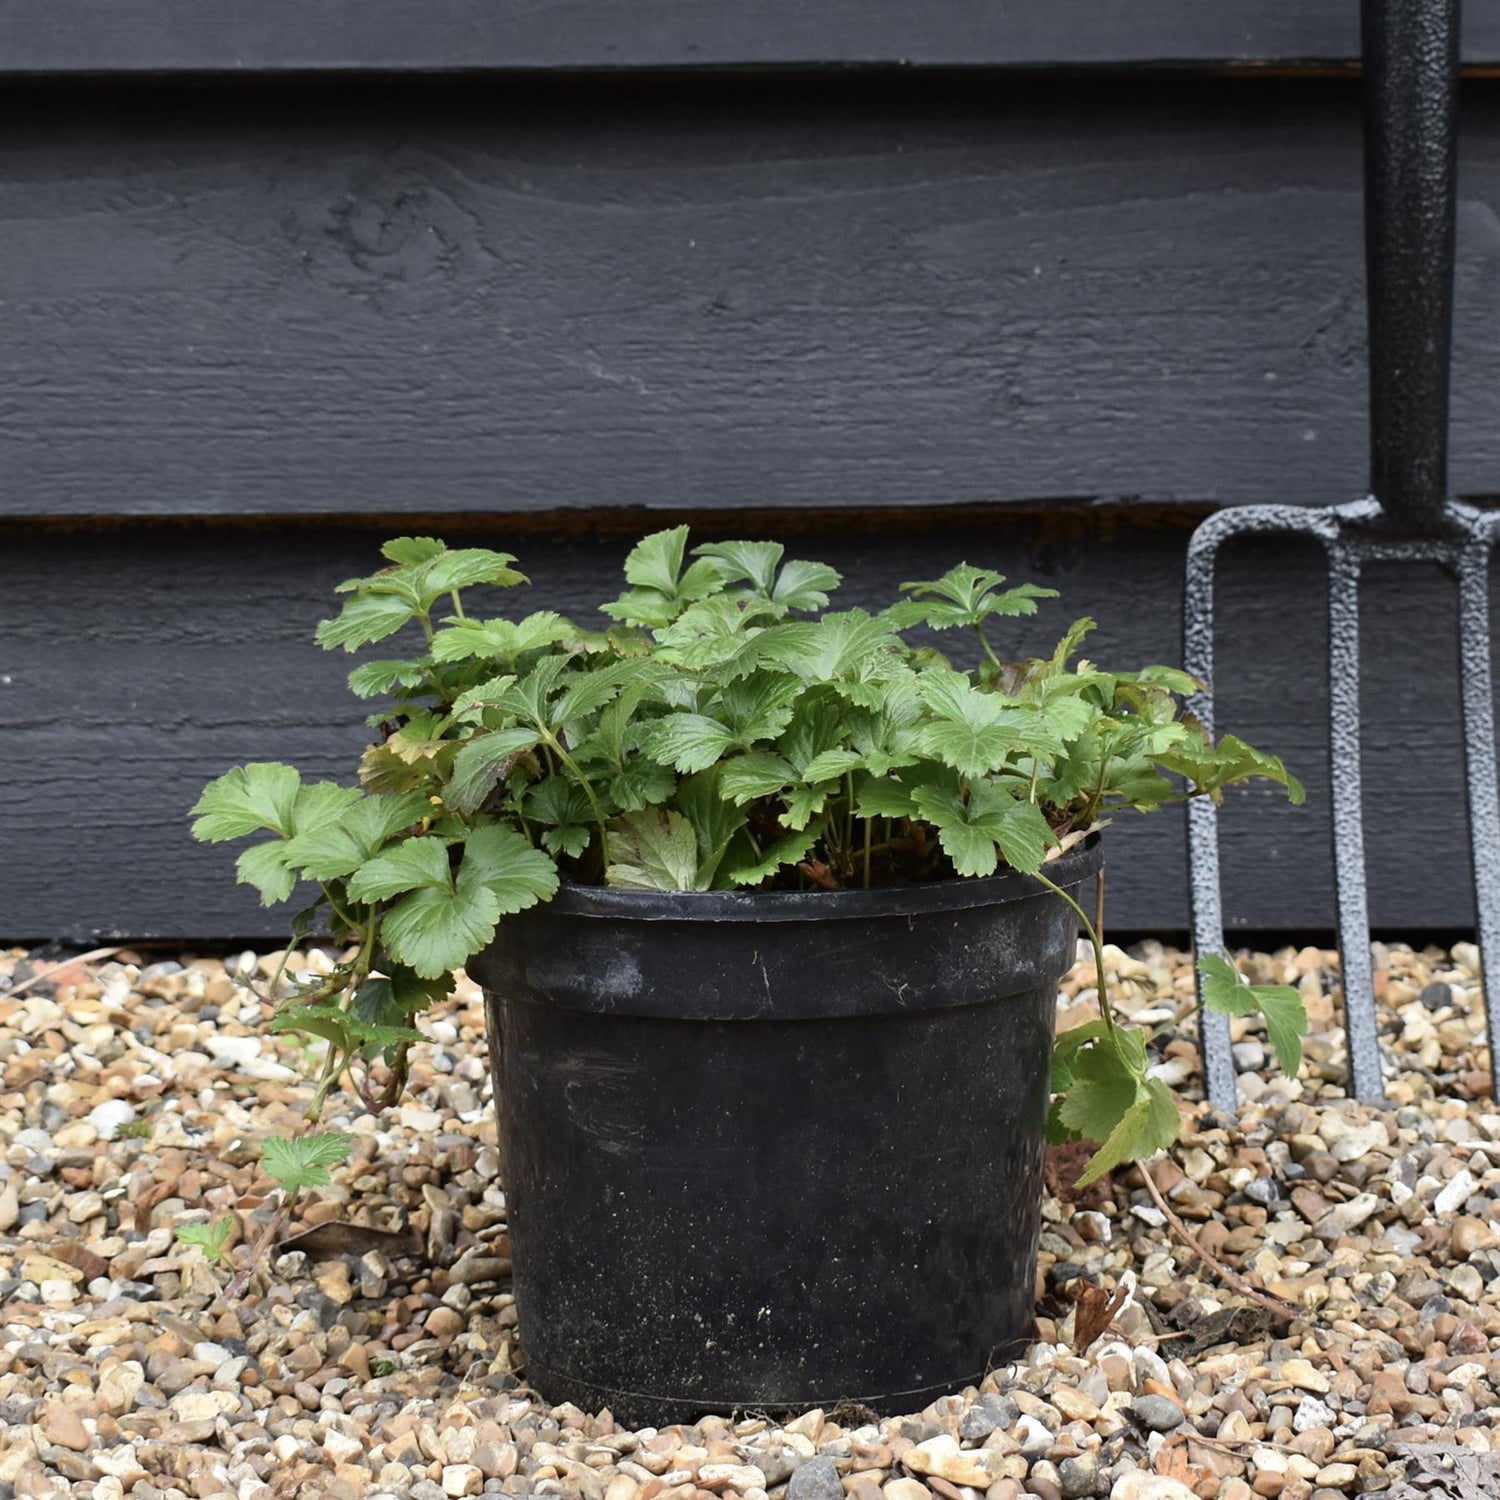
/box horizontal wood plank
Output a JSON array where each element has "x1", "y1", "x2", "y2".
[
  {"x1": 6, "y1": 1, "x2": 1500, "y2": 75},
  {"x1": 0, "y1": 513, "x2": 1483, "y2": 941},
  {"x1": 3, "y1": 78, "x2": 1500, "y2": 520}
]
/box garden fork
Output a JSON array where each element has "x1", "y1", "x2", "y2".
[{"x1": 1185, "y1": 0, "x2": 1500, "y2": 1107}]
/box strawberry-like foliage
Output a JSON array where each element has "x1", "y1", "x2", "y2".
[{"x1": 192, "y1": 528, "x2": 1305, "y2": 1187}]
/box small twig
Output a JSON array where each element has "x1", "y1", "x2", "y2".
[
  {"x1": 224, "y1": 1194, "x2": 296, "y2": 1300},
  {"x1": 1, "y1": 946, "x2": 123, "y2": 999},
  {"x1": 1140, "y1": 1161, "x2": 1302, "y2": 1324}
]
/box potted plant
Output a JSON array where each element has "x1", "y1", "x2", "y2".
[{"x1": 190, "y1": 528, "x2": 1305, "y2": 1424}]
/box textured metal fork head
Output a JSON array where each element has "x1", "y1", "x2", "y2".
[
  {"x1": 1185, "y1": 500, "x2": 1500, "y2": 1108},
  {"x1": 1183, "y1": 0, "x2": 1487, "y2": 1109}
]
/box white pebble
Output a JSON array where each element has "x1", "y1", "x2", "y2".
[
  {"x1": 1436, "y1": 1170, "x2": 1476, "y2": 1216},
  {"x1": 87, "y1": 1100, "x2": 139, "y2": 1140}
]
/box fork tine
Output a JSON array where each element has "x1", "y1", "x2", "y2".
[
  {"x1": 1458, "y1": 529, "x2": 1500, "y2": 1075},
  {"x1": 1184, "y1": 514, "x2": 1236, "y2": 1110},
  {"x1": 1327, "y1": 541, "x2": 1384, "y2": 1103}
]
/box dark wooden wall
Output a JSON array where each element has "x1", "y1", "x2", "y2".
[{"x1": 5, "y1": 7, "x2": 1500, "y2": 942}]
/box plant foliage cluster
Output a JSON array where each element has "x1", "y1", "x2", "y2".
[{"x1": 191, "y1": 531, "x2": 1306, "y2": 1188}]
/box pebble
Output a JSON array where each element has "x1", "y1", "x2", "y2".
[
  {"x1": 4, "y1": 939, "x2": 1500, "y2": 1500},
  {"x1": 1128, "y1": 1395, "x2": 1183, "y2": 1433}
]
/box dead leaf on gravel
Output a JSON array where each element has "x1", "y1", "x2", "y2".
[
  {"x1": 1072, "y1": 1279, "x2": 1128, "y2": 1353},
  {"x1": 280, "y1": 1220, "x2": 421, "y2": 1260}
]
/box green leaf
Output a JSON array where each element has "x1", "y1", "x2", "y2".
[
  {"x1": 719, "y1": 751, "x2": 797, "y2": 804},
  {"x1": 727, "y1": 826, "x2": 819, "y2": 886},
  {"x1": 347, "y1": 837, "x2": 453, "y2": 903},
  {"x1": 624, "y1": 525, "x2": 692, "y2": 595},
  {"x1": 422, "y1": 548, "x2": 525, "y2": 595},
  {"x1": 446, "y1": 727, "x2": 542, "y2": 816},
  {"x1": 348, "y1": 658, "x2": 430, "y2": 698},
  {"x1": 236, "y1": 840, "x2": 298, "y2": 906},
  {"x1": 610, "y1": 760, "x2": 676, "y2": 812},
  {"x1": 912, "y1": 781, "x2": 1052, "y2": 876},
  {"x1": 381, "y1": 881, "x2": 503, "y2": 978},
  {"x1": 771, "y1": 558, "x2": 843, "y2": 612},
  {"x1": 430, "y1": 612, "x2": 571, "y2": 665},
  {"x1": 175, "y1": 1216, "x2": 234, "y2": 1263},
  {"x1": 1056, "y1": 1035, "x2": 1145, "y2": 1141},
  {"x1": 1198, "y1": 953, "x2": 1307, "y2": 1077},
  {"x1": 316, "y1": 591, "x2": 422, "y2": 652},
  {"x1": 261, "y1": 1132, "x2": 355, "y2": 1193},
  {"x1": 645, "y1": 715, "x2": 738, "y2": 774},
  {"x1": 895, "y1": 565, "x2": 1058, "y2": 631},
  {"x1": 381, "y1": 536, "x2": 446, "y2": 566},
  {"x1": 693, "y1": 539, "x2": 785, "y2": 593},
  {"x1": 191, "y1": 763, "x2": 301, "y2": 842},
  {"x1": 458, "y1": 820, "x2": 560, "y2": 915},
  {"x1": 281, "y1": 790, "x2": 430, "y2": 881},
  {"x1": 1075, "y1": 1076, "x2": 1180, "y2": 1187},
  {"x1": 855, "y1": 776, "x2": 919, "y2": 820},
  {"x1": 605, "y1": 808, "x2": 703, "y2": 891},
  {"x1": 673, "y1": 767, "x2": 748, "y2": 882}
]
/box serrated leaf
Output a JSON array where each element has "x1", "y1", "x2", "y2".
[
  {"x1": 176, "y1": 1217, "x2": 234, "y2": 1262},
  {"x1": 855, "y1": 776, "x2": 919, "y2": 820},
  {"x1": 316, "y1": 591, "x2": 422, "y2": 652},
  {"x1": 719, "y1": 751, "x2": 797, "y2": 804},
  {"x1": 693, "y1": 539, "x2": 784, "y2": 593},
  {"x1": 1075, "y1": 1076, "x2": 1180, "y2": 1187},
  {"x1": 446, "y1": 727, "x2": 542, "y2": 816},
  {"x1": 605, "y1": 808, "x2": 703, "y2": 891},
  {"x1": 458, "y1": 820, "x2": 560, "y2": 914},
  {"x1": 624, "y1": 525, "x2": 692, "y2": 595},
  {"x1": 912, "y1": 781, "x2": 1051, "y2": 876},
  {"x1": 381, "y1": 880, "x2": 503, "y2": 978},
  {"x1": 261, "y1": 1132, "x2": 355, "y2": 1193},
  {"x1": 236, "y1": 840, "x2": 298, "y2": 906},
  {"x1": 645, "y1": 715, "x2": 737, "y2": 774},
  {"x1": 610, "y1": 760, "x2": 676, "y2": 811},
  {"x1": 727, "y1": 826, "x2": 820, "y2": 886},
  {"x1": 382, "y1": 536, "x2": 446, "y2": 565},
  {"x1": 1199, "y1": 953, "x2": 1306, "y2": 1076},
  {"x1": 347, "y1": 836, "x2": 453, "y2": 903},
  {"x1": 281, "y1": 790, "x2": 432, "y2": 881},
  {"x1": 673, "y1": 767, "x2": 748, "y2": 882},
  {"x1": 191, "y1": 763, "x2": 302, "y2": 842},
  {"x1": 348, "y1": 658, "x2": 430, "y2": 698},
  {"x1": 802, "y1": 749, "x2": 865, "y2": 783},
  {"x1": 771, "y1": 557, "x2": 843, "y2": 612},
  {"x1": 1056, "y1": 1036, "x2": 1145, "y2": 1141},
  {"x1": 422, "y1": 548, "x2": 525, "y2": 595}
]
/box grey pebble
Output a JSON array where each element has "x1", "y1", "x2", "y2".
[
  {"x1": 1130, "y1": 1395, "x2": 1184, "y2": 1433},
  {"x1": 786, "y1": 1456, "x2": 844, "y2": 1500},
  {"x1": 1058, "y1": 1453, "x2": 1099, "y2": 1499}
]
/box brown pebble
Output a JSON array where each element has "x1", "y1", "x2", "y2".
[{"x1": 426, "y1": 1307, "x2": 466, "y2": 1340}]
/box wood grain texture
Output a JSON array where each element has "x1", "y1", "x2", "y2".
[
  {"x1": 3, "y1": 77, "x2": 1500, "y2": 519},
  {"x1": 0, "y1": 514, "x2": 1485, "y2": 941},
  {"x1": 5, "y1": 1, "x2": 1500, "y2": 74}
]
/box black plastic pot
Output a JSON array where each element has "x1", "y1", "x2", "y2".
[{"x1": 469, "y1": 838, "x2": 1101, "y2": 1426}]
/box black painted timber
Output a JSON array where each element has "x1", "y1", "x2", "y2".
[
  {"x1": 4, "y1": 75, "x2": 1500, "y2": 521},
  {"x1": 0, "y1": 512, "x2": 1488, "y2": 942},
  {"x1": 7, "y1": 1, "x2": 1500, "y2": 74},
  {"x1": 4, "y1": 59, "x2": 1500, "y2": 941}
]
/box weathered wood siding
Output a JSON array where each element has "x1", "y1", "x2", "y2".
[{"x1": 2, "y1": 37, "x2": 1498, "y2": 941}]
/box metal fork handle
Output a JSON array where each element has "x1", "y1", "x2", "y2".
[{"x1": 1363, "y1": 0, "x2": 1461, "y2": 532}]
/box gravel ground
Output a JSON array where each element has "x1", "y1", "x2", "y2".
[{"x1": 2, "y1": 939, "x2": 1499, "y2": 1500}]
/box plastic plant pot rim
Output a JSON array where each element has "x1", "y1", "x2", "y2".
[{"x1": 534, "y1": 832, "x2": 1102, "y2": 924}]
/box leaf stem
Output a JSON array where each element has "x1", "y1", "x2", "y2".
[
  {"x1": 1140, "y1": 1161, "x2": 1300, "y2": 1323},
  {"x1": 1034, "y1": 869, "x2": 1117, "y2": 1041}
]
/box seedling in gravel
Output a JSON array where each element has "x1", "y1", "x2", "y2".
[
  {"x1": 219, "y1": 1132, "x2": 353, "y2": 1295},
  {"x1": 191, "y1": 532, "x2": 1306, "y2": 1220},
  {"x1": 176, "y1": 1215, "x2": 235, "y2": 1264}
]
